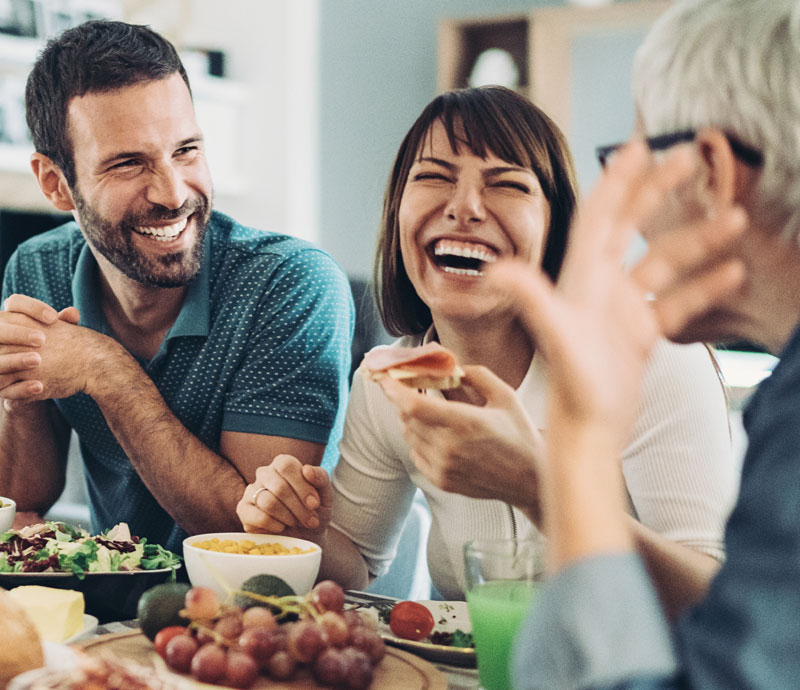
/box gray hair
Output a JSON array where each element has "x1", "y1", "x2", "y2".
[{"x1": 633, "y1": 0, "x2": 800, "y2": 243}]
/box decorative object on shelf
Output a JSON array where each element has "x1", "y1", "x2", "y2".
[
  {"x1": 468, "y1": 48, "x2": 519, "y2": 90},
  {"x1": 438, "y1": 16, "x2": 528, "y2": 95}
]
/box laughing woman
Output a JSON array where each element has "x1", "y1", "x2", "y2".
[{"x1": 237, "y1": 87, "x2": 736, "y2": 617}]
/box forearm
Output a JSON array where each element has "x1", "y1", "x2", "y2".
[
  {"x1": 86, "y1": 342, "x2": 246, "y2": 535},
  {"x1": 542, "y1": 416, "x2": 634, "y2": 572},
  {"x1": 317, "y1": 526, "x2": 371, "y2": 590},
  {"x1": 629, "y1": 517, "x2": 720, "y2": 620},
  {"x1": 0, "y1": 400, "x2": 68, "y2": 512}
]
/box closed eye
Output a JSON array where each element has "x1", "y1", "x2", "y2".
[
  {"x1": 176, "y1": 145, "x2": 199, "y2": 156},
  {"x1": 109, "y1": 159, "x2": 141, "y2": 171},
  {"x1": 493, "y1": 180, "x2": 531, "y2": 193},
  {"x1": 414, "y1": 172, "x2": 451, "y2": 182}
]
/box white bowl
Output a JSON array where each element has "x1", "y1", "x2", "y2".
[
  {"x1": 0, "y1": 497, "x2": 16, "y2": 532},
  {"x1": 182, "y1": 532, "x2": 322, "y2": 600}
]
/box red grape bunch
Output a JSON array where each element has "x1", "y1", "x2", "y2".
[{"x1": 152, "y1": 580, "x2": 385, "y2": 689}]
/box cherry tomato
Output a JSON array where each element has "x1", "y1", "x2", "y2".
[
  {"x1": 154, "y1": 625, "x2": 188, "y2": 659},
  {"x1": 389, "y1": 601, "x2": 435, "y2": 641}
]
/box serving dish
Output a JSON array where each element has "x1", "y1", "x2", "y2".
[
  {"x1": 183, "y1": 532, "x2": 321, "y2": 597},
  {"x1": 379, "y1": 600, "x2": 475, "y2": 667},
  {"x1": 0, "y1": 566, "x2": 181, "y2": 623},
  {"x1": 64, "y1": 614, "x2": 99, "y2": 644},
  {"x1": 357, "y1": 597, "x2": 476, "y2": 668}
]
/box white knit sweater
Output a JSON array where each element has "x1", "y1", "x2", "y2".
[{"x1": 330, "y1": 334, "x2": 737, "y2": 600}]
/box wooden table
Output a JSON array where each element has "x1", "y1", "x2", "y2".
[
  {"x1": 76, "y1": 623, "x2": 460, "y2": 690},
  {"x1": 78, "y1": 622, "x2": 466, "y2": 689}
]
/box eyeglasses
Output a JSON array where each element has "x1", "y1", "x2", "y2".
[{"x1": 595, "y1": 130, "x2": 763, "y2": 169}]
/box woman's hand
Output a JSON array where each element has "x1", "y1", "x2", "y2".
[
  {"x1": 379, "y1": 365, "x2": 545, "y2": 524},
  {"x1": 236, "y1": 454, "x2": 333, "y2": 540}
]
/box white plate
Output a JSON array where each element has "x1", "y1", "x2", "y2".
[
  {"x1": 378, "y1": 600, "x2": 476, "y2": 667},
  {"x1": 64, "y1": 614, "x2": 98, "y2": 644}
]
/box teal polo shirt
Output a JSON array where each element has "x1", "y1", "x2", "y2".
[{"x1": 2, "y1": 211, "x2": 354, "y2": 553}]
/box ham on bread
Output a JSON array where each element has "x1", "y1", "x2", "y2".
[{"x1": 361, "y1": 342, "x2": 464, "y2": 390}]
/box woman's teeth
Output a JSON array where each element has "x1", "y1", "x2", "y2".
[
  {"x1": 135, "y1": 217, "x2": 188, "y2": 242},
  {"x1": 433, "y1": 240, "x2": 498, "y2": 275}
]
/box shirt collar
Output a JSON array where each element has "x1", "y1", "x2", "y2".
[{"x1": 71, "y1": 229, "x2": 211, "y2": 339}]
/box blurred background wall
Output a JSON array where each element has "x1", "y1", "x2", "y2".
[{"x1": 0, "y1": 0, "x2": 661, "y2": 278}]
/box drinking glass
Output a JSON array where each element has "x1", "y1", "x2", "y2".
[{"x1": 463, "y1": 538, "x2": 545, "y2": 690}]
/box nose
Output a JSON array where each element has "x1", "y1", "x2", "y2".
[
  {"x1": 145, "y1": 161, "x2": 188, "y2": 210},
  {"x1": 445, "y1": 179, "x2": 485, "y2": 225}
]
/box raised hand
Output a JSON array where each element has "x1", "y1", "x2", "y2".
[
  {"x1": 236, "y1": 454, "x2": 333, "y2": 540},
  {"x1": 490, "y1": 140, "x2": 746, "y2": 438},
  {"x1": 485, "y1": 139, "x2": 747, "y2": 566}
]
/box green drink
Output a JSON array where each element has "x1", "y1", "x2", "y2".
[
  {"x1": 467, "y1": 580, "x2": 539, "y2": 690},
  {"x1": 463, "y1": 538, "x2": 544, "y2": 690}
]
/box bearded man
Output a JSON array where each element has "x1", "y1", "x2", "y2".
[{"x1": 0, "y1": 20, "x2": 353, "y2": 559}]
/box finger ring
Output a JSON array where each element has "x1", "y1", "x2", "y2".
[{"x1": 252, "y1": 486, "x2": 267, "y2": 505}]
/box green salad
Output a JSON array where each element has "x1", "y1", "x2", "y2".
[{"x1": 0, "y1": 521, "x2": 181, "y2": 579}]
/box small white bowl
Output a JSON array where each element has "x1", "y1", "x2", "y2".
[
  {"x1": 182, "y1": 532, "x2": 322, "y2": 600},
  {"x1": 0, "y1": 497, "x2": 16, "y2": 533}
]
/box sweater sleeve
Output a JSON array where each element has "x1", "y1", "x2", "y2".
[
  {"x1": 622, "y1": 341, "x2": 737, "y2": 560},
  {"x1": 512, "y1": 553, "x2": 679, "y2": 690},
  {"x1": 329, "y1": 367, "x2": 418, "y2": 577}
]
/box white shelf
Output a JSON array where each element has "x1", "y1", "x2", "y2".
[
  {"x1": 0, "y1": 34, "x2": 41, "y2": 66},
  {"x1": 0, "y1": 143, "x2": 33, "y2": 173}
]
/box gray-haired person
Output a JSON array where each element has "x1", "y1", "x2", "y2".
[{"x1": 504, "y1": 0, "x2": 800, "y2": 687}]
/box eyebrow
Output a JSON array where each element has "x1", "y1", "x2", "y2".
[
  {"x1": 483, "y1": 165, "x2": 532, "y2": 176},
  {"x1": 97, "y1": 134, "x2": 204, "y2": 168},
  {"x1": 415, "y1": 156, "x2": 456, "y2": 170}
]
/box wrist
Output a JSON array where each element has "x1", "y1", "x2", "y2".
[
  {"x1": 541, "y1": 417, "x2": 632, "y2": 568},
  {"x1": 82, "y1": 334, "x2": 140, "y2": 400}
]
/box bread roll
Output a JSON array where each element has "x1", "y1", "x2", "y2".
[{"x1": 0, "y1": 588, "x2": 44, "y2": 689}]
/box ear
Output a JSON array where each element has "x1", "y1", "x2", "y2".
[
  {"x1": 30, "y1": 153, "x2": 76, "y2": 211},
  {"x1": 693, "y1": 128, "x2": 738, "y2": 216}
]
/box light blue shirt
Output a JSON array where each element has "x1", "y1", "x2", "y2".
[{"x1": 512, "y1": 319, "x2": 800, "y2": 690}]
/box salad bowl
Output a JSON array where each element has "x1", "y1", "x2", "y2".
[{"x1": 0, "y1": 521, "x2": 182, "y2": 623}]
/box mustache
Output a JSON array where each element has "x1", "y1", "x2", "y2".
[{"x1": 124, "y1": 195, "x2": 210, "y2": 226}]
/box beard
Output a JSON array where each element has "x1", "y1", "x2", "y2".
[{"x1": 72, "y1": 188, "x2": 213, "y2": 288}]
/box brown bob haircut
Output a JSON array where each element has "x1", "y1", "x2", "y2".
[{"x1": 374, "y1": 86, "x2": 578, "y2": 337}]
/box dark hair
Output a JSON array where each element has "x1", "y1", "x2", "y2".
[
  {"x1": 374, "y1": 86, "x2": 578, "y2": 336},
  {"x1": 25, "y1": 20, "x2": 190, "y2": 187}
]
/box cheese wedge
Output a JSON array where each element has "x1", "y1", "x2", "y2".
[{"x1": 8, "y1": 586, "x2": 85, "y2": 642}]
